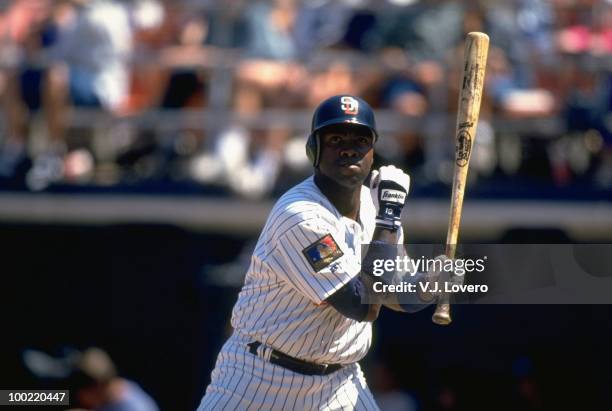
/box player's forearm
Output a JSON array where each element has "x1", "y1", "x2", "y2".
[
  {"x1": 326, "y1": 275, "x2": 381, "y2": 322},
  {"x1": 324, "y1": 228, "x2": 399, "y2": 323},
  {"x1": 382, "y1": 270, "x2": 437, "y2": 313},
  {"x1": 372, "y1": 226, "x2": 399, "y2": 244},
  {"x1": 361, "y1": 243, "x2": 437, "y2": 313}
]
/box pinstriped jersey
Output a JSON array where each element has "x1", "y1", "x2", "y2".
[{"x1": 230, "y1": 176, "x2": 403, "y2": 365}]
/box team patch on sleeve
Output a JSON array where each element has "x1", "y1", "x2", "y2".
[{"x1": 302, "y1": 234, "x2": 344, "y2": 272}]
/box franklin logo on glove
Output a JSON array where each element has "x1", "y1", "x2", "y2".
[
  {"x1": 381, "y1": 189, "x2": 406, "y2": 204},
  {"x1": 370, "y1": 165, "x2": 411, "y2": 231}
]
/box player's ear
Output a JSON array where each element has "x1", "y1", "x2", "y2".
[{"x1": 306, "y1": 132, "x2": 321, "y2": 168}]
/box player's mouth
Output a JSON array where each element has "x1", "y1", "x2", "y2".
[
  {"x1": 337, "y1": 161, "x2": 362, "y2": 173},
  {"x1": 337, "y1": 159, "x2": 362, "y2": 170}
]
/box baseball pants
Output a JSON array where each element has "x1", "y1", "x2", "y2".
[{"x1": 197, "y1": 332, "x2": 381, "y2": 411}]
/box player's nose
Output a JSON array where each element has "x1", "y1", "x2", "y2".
[{"x1": 339, "y1": 147, "x2": 358, "y2": 158}]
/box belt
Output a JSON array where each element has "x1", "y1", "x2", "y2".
[{"x1": 247, "y1": 341, "x2": 344, "y2": 376}]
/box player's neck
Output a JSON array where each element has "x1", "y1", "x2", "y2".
[{"x1": 314, "y1": 174, "x2": 361, "y2": 221}]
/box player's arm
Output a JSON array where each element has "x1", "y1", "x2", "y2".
[
  {"x1": 327, "y1": 240, "x2": 442, "y2": 320},
  {"x1": 325, "y1": 226, "x2": 397, "y2": 322},
  {"x1": 327, "y1": 166, "x2": 464, "y2": 318},
  {"x1": 326, "y1": 166, "x2": 407, "y2": 321},
  {"x1": 273, "y1": 210, "x2": 389, "y2": 322},
  {"x1": 363, "y1": 250, "x2": 463, "y2": 313}
]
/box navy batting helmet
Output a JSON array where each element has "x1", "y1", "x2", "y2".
[{"x1": 306, "y1": 95, "x2": 379, "y2": 167}]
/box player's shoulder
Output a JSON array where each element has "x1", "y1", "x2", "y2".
[{"x1": 267, "y1": 177, "x2": 338, "y2": 228}]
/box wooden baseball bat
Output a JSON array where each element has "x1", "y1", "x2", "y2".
[{"x1": 432, "y1": 32, "x2": 489, "y2": 325}]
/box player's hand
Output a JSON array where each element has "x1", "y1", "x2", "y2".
[
  {"x1": 369, "y1": 165, "x2": 410, "y2": 230},
  {"x1": 419, "y1": 255, "x2": 465, "y2": 301}
]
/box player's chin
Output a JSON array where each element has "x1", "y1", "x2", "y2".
[{"x1": 335, "y1": 168, "x2": 368, "y2": 187}]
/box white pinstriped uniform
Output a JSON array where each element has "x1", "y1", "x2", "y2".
[{"x1": 198, "y1": 176, "x2": 403, "y2": 411}]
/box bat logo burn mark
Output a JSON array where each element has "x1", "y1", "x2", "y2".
[{"x1": 456, "y1": 129, "x2": 472, "y2": 167}]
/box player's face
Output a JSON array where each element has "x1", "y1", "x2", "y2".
[{"x1": 317, "y1": 125, "x2": 374, "y2": 188}]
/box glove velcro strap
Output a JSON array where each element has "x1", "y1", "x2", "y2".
[{"x1": 375, "y1": 218, "x2": 401, "y2": 231}]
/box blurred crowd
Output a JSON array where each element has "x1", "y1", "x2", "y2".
[
  {"x1": 0, "y1": 0, "x2": 610, "y2": 196},
  {"x1": 22, "y1": 347, "x2": 159, "y2": 411}
]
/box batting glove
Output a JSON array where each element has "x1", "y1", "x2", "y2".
[{"x1": 370, "y1": 165, "x2": 410, "y2": 231}]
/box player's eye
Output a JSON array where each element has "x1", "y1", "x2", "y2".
[
  {"x1": 328, "y1": 135, "x2": 342, "y2": 144},
  {"x1": 358, "y1": 136, "x2": 372, "y2": 146}
]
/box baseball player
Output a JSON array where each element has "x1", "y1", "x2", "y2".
[{"x1": 197, "y1": 95, "x2": 462, "y2": 410}]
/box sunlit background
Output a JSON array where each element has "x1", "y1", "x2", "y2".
[{"x1": 1, "y1": 0, "x2": 611, "y2": 410}]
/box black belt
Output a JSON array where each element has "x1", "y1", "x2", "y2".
[{"x1": 247, "y1": 341, "x2": 344, "y2": 376}]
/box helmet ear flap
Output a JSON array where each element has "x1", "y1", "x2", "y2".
[{"x1": 305, "y1": 132, "x2": 320, "y2": 167}]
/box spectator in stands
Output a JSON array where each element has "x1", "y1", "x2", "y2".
[
  {"x1": 117, "y1": 0, "x2": 165, "y2": 114},
  {"x1": 485, "y1": 0, "x2": 556, "y2": 87},
  {"x1": 371, "y1": 0, "x2": 464, "y2": 61},
  {"x1": 369, "y1": 0, "x2": 464, "y2": 181},
  {"x1": 377, "y1": 49, "x2": 428, "y2": 169},
  {"x1": 230, "y1": 0, "x2": 304, "y2": 106},
  {"x1": 22, "y1": 346, "x2": 159, "y2": 411},
  {"x1": 118, "y1": 3, "x2": 211, "y2": 173},
  {"x1": 0, "y1": 0, "x2": 132, "y2": 190},
  {"x1": 67, "y1": 347, "x2": 159, "y2": 411},
  {"x1": 189, "y1": 0, "x2": 306, "y2": 198},
  {"x1": 242, "y1": 0, "x2": 297, "y2": 60},
  {"x1": 189, "y1": 124, "x2": 289, "y2": 198},
  {"x1": 293, "y1": 0, "x2": 354, "y2": 57},
  {"x1": 0, "y1": 0, "x2": 55, "y2": 179},
  {"x1": 306, "y1": 60, "x2": 356, "y2": 108},
  {"x1": 380, "y1": 59, "x2": 428, "y2": 118},
  {"x1": 556, "y1": 0, "x2": 612, "y2": 56},
  {"x1": 485, "y1": 46, "x2": 555, "y2": 118},
  {"x1": 0, "y1": 0, "x2": 608, "y2": 195},
  {"x1": 370, "y1": 361, "x2": 419, "y2": 411},
  {"x1": 157, "y1": 16, "x2": 209, "y2": 110},
  {"x1": 129, "y1": 1, "x2": 209, "y2": 113}
]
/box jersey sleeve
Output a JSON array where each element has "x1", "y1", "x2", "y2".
[{"x1": 268, "y1": 218, "x2": 361, "y2": 305}]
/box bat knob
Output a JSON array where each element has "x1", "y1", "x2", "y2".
[{"x1": 432, "y1": 304, "x2": 452, "y2": 325}]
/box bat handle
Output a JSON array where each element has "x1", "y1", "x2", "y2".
[
  {"x1": 432, "y1": 297, "x2": 451, "y2": 325},
  {"x1": 432, "y1": 243, "x2": 456, "y2": 325}
]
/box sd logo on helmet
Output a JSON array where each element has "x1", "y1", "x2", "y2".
[{"x1": 306, "y1": 95, "x2": 379, "y2": 167}]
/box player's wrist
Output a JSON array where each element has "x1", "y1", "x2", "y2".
[
  {"x1": 375, "y1": 201, "x2": 403, "y2": 231},
  {"x1": 375, "y1": 217, "x2": 401, "y2": 231}
]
